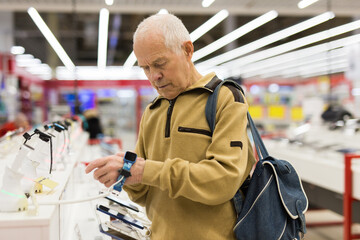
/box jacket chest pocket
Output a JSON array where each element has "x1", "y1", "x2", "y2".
[{"x1": 178, "y1": 126, "x2": 212, "y2": 137}]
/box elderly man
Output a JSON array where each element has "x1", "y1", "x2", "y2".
[{"x1": 86, "y1": 13, "x2": 255, "y2": 239}]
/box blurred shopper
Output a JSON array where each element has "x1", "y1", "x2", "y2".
[
  {"x1": 321, "y1": 103, "x2": 353, "y2": 123},
  {"x1": 86, "y1": 13, "x2": 255, "y2": 239},
  {"x1": 0, "y1": 112, "x2": 30, "y2": 137},
  {"x1": 82, "y1": 108, "x2": 103, "y2": 139}
]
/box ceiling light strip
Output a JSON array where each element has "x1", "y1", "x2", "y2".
[
  {"x1": 301, "y1": 68, "x2": 348, "y2": 79},
  {"x1": 202, "y1": 0, "x2": 215, "y2": 8},
  {"x1": 196, "y1": 11, "x2": 334, "y2": 68},
  {"x1": 298, "y1": 0, "x2": 319, "y2": 9},
  {"x1": 261, "y1": 58, "x2": 348, "y2": 78},
  {"x1": 105, "y1": 0, "x2": 114, "y2": 6},
  {"x1": 244, "y1": 48, "x2": 346, "y2": 78},
  {"x1": 283, "y1": 62, "x2": 348, "y2": 79},
  {"x1": 236, "y1": 33, "x2": 360, "y2": 77},
  {"x1": 192, "y1": 10, "x2": 278, "y2": 62},
  {"x1": 123, "y1": 51, "x2": 137, "y2": 69},
  {"x1": 98, "y1": 8, "x2": 110, "y2": 69},
  {"x1": 281, "y1": 59, "x2": 348, "y2": 76},
  {"x1": 190, "y1": 9, "x2": 229, "y2": 42},
  {"x1": 27, "y1": 7, "x2": 75, "y2": 72},
  {"x1": 222, "y1": 18, "x2": 360, "y2": 78}
]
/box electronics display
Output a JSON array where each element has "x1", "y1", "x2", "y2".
[
  {"x1": 99, "y1": 223, "x2": 137, "y2": 240},
  {"x1": 96, "y1": 204, "x2": 144, "y2": 229},
  {"x1": 106, "y1": 194, "x2": 140, "y2": 212},
  {"x1": 124, "y1": 151, "x2": 137, "y2": 162},
  {"x1": 336, "y1": 148, "x2": 360, "y2": 154}
]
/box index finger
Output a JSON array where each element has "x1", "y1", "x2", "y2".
[{"x1": 85, "y1": 157, "x2": 109, "y2": 174}]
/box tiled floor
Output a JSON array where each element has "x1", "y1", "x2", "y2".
[{"x1": 305, "y1": 209, "x2": 360, "y2": 240}]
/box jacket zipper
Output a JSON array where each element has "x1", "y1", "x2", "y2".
[{"x1": 165, "y1": 99, "x2": 176, "y2": 138}]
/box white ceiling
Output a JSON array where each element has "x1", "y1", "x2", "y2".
[
  {"x1": 2, "y1": 0, "x2": 360, "y2": 81},
  {"x1": 0, "y1": 0, "x2": 359, "y2": 17}
]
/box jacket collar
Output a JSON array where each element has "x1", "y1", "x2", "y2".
[{"x1": 150, "y1": 72, "x2": 220, "y2": 109}]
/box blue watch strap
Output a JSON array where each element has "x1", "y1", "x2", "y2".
[{"x1": 113, "y1": 151, "x2": 137, "y2": 192}]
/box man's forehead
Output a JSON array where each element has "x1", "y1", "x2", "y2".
[
  {"x1": 137, "y1": 55, "x2": 168, "y2": 67},
  {"x1": 134, "y1": 35, "x2": 165, "y2": 53}
]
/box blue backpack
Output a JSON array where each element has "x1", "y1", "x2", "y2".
[{"x1": 205, "y1": 79, "x2": 308, "y2": 240}]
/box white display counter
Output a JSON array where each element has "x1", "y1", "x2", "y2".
[
  {"x1": 0, "y1": 129, "x2": 89, "y2": 240},
  {"x1": 0, "y1": 129, "x2": 150, "y2": 240},
  {"x1": 265, "y1": 138, "x2": 360, "y2": 200}
]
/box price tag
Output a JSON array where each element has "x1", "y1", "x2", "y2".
[{"x1": 35, "y1": 177, "x2": 59, "y2": 190}]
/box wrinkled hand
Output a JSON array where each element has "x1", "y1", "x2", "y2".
[{"x1": 85, "y1": 152, "x2": 145, "y2": 188}]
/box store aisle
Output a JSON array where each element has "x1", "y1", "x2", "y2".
[
  {"x1": 305, "y1": 209, "x2": 360, "y2": 240},
  {"x1": 117, "y1": 129, "x2": 137, "y2": 152}
]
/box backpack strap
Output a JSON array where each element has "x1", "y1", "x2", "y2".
[
  {"x1": 205, "y1": 79, "x2": 244, "y2": 133},
  {"x1": 205, "y1": 79, "x2": 269, "y2": 159}
]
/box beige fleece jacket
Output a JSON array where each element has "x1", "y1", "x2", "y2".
[{"x1": 124, "y1": 72, "x2": 255, "y2": 240}]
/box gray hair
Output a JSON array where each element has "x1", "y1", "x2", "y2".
[{"x1": 133, "y1": 13, "x2": 191, "y2": 55}]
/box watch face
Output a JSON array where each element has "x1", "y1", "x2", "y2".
[{"x1": 124, "y1": 152, "x2": 137, "y2": 162}]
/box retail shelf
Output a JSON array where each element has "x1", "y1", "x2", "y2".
[{"x1": 0, "y1": 130, "x2": 89, "y2": 240}]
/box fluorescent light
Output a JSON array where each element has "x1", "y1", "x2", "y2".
[
  {"x1": 352, "y1": 88, "x2": 360, "y2": 96},
  {"x1": 244, "y1": 48, "x2": 346, "y2": 78},
  {"x1": 298, "y1": 0, "x2": 319, "y2": 9},
  {"x1": 158, "y1": 9, "x2": 169, "y2": 14},
  {"x1": 15, "y1": 54, "x2": 53, "y2": 79},
  {"x1": 222, "y1": 18, "x2": 360, "y2": 78},
  {"x1": 268, "y1": 83, "x2": 279, "y2": 93},
  {"x1": 291, "y1": 63, "x2": 348, "y2": 79},
  {"x1": 123, "y1": 9, "x2": 229, "y2": 68},
  {"x1": 264, "y1": 59, "x2": 348, "y2": 78},
  {"x1": 16, "y1": 57, "x2": 41, "y2": 67},
  {"x1": 26, "y1": 64, "x2": 52, "y2": 80},
  {"x1": 236, "y1": 34, "x2": 360, "y2": 78},
  {"x1": 190, "y1": 9, "x2": 229, "y2": 42},
  {"x1": 196, "y1": 11, "x2": 334, "y2": 68},
  {"x1": 192, "y1": 10, "x2": 278, "y2": 62},
  {"x1": 56, "y1": 66, "x2": 147, "y2": 80},
  {"x1": 123, "y1": 51, "x2": 137, "y2": 69},
  {"x1": 202, "y1": 0, "x2": 215, "y2": 8},
  {"x1": 27, "y1": 7, "x2": 75, "y2": 72},
  {"x1": 105, "y1": 0, "x2": 113, "y2": 6},
  {"x1": 98, "y1": 8, "x2": 110, "y2": 69},
  {"x1": 250, "y1": 85, "x2": 261, "y2": 95},
  {"x1": 302, "y1": 68, "x2": 348, "y2": 79},
  {"x1": 10, "y1": 46, "x2": 25, "y2": 55},
  {"x1": 15, "y1": 54, "x2": 34, "y2": 61},
  {"x1": 276, "y1": 59, "x2": 348, "y2": 78}
]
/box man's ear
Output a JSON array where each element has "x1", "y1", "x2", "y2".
[{"x1": 183, "y1": 41, "x2": 194, "y2": 59}]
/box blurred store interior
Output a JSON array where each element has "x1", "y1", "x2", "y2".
[{"x1": 1, "y1": 0, "x2": 360, "y2": 239}]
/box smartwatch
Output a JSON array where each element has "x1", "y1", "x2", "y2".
[{"x1": 113, "y1": 151, "x2": 137, "y2": 192}]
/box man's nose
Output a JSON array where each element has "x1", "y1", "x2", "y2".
[{"x1": 149, "y1": 69, "x2": 162, "y2": 81}]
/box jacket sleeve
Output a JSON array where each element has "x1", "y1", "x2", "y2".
[
  {"x1": 123, "y1": 111, "x2": 150, "y2": 206},
  {"x1": 140, "y1": 87, "x2": 255, "y2": 205}
]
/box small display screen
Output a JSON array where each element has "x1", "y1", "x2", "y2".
[
  {"x1": 97, "y1": 204, "x2": 144, "y2": 229},
  {"x1": 99, "y1": 224, "x2": 137, "y2": 240},
  {"x1": 124, "y1": 152, "x2": 137, "y2": 162}
]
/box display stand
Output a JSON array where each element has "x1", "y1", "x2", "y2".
[
  {"x1": 344, "y1": 154, "x2": 360, "y2": 240},
  {"x1": 0, "y1": 130, "x2": 89, "y2": 240},
  {"x1": 88, "y1": 138, "x2": 123, "y2": 150},
  {"x1": 306, "y1": 153, "x2": 360, "y2": 240}
]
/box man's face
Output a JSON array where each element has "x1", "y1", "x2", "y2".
[{"x1": 134, "y1": 33, "x2": 192, "y2": 100}]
